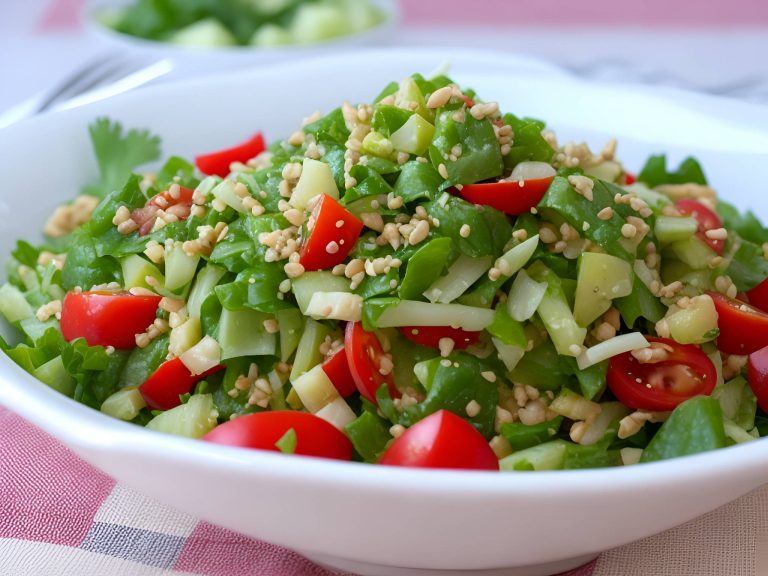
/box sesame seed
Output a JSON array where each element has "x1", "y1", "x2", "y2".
[
  {"x1": 284, "y1": 262, "x2": 305, "y2": 278},
  {"x1": 568, "y1": 344, "x2": 583, "y2": 355},
  {"x1": 437, "y1": 163, "x2": 449, "y2": 179},
  {"x1": 326, "y1": 241, "x2": 340, "y2": 254},
  {"x1": 465, "y1": 400, "x2": 482, "y2": 418},
  {"x1": 597, "y1": 207, "x2": 614, "y2": 220},
  {"x1": 459, "y1": 224, "x2": 471, "y2": 238},
  {"x1": 480, "y1": 371, "x2": 497, "y2": 383},
  {"x1": 705, "y1": 227, "x2": 727, "y2": 240},
  {"x1": 389, "y1": 424, "x2": 406, "y2": 438},
  {"x1": 438, "y1": 337, "x2": 455, "y2": 357},
  {"x1": 426, "y1": 86, "x2": 453, "y2": 109},
  {"x1": 621, "y1": 223, "x2": 638, "y2": 238}
]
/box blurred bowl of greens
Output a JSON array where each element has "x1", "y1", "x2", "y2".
[{"x1": 86, "y1": 0, "x2": 398, "y2": 73}]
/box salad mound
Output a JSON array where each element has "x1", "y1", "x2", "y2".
[{"x1": 2, "y1": 73, "x2": 768, "y2": 472}]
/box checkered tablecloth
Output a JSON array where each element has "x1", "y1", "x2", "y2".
[{"x1": 2, "y1": 405, "x2": 768, "y2": 576}]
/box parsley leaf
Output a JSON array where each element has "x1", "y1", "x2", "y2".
[{"x1": 82, "y1": 118, "x2": 162, "y2": 198}]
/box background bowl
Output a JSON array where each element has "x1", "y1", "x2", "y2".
[
  {"x1": 85, "y1": 0, "x2": 400, "y2": 76},
  {"x1": 1, "y1": 49, "x2": 768, "y2": 576}
]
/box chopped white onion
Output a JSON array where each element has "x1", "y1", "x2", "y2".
[
  {"x1": 576, "y1": 332, "x2": 650, "y2": 370},
  {"x1": 179, "y1": 335, "x2": 222, "y2": 376}
]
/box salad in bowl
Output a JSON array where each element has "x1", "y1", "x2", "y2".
[{"x1": 2, "y1": 71, "x2": 767, "y2": 473}]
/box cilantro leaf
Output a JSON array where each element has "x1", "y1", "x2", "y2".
[{"x1": 82, "y1": 118, "x2": 162, "y2": 198}]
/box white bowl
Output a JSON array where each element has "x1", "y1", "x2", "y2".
[
  {"x1": 1, "y1": 49, "x2": 768, "y2": 576},
  {"x1": 85, "y1": 0, "x2": 400, "y2": 76}
]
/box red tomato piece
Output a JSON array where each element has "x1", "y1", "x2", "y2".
[
  {"x1": 379, "y1": 410, "x2": 498, "y2": 471},
  {"x1": 607, "y1": 337, "x2": 717, "y2": 411},
  {"x1": 60, "y1": 291, "x2": 161, "y2": 349},
  {"x1": 747, "y1": 345, "x2": 768, "y2": 413},
  {"x1": 344, "y1": 322, "x2": 398, "y2": 404},
  {"x1": 139, "y1": 358, "x2": 224, "y2": 411},
  {"x1": 746, "y1": 278, "x2": 768, "y2": 313},
  {"x1": 456, "y1": 177, "x2": 554, "y2": 215},
  {"x1": 299, "y1": 194, "x2": 363, "y2": 272},
  {"x1": 321, "y1": 347, "x2": 357, "y2": 398},
  {"x1": 203, "y1": 411, "x2": 352, "y2": 460},
  {"x1": 195, "y1": 132, "x2": 266, "y2": 178},
  {"x1": 708, "y1": 291, "x2": 768, "y2": 354},
  {"x1": 400, "y1": 326, "x2": 481, "y2": 350},
  {"x1": 676, "y1": 199, "x2": 724, "y2": 255},
  {"x1": 624, "y1": 172, "x2": 636, "y2": 185},
  {"x1": 130, "y1": 186, "x2": 195, "y2": 236}
]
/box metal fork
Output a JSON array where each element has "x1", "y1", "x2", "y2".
[{"x1": 0, "y1": 54, "x2": 174, "y2": 128}]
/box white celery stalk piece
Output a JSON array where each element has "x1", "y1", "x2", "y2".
[
  {"x1": 305, "y1": 292, "x2": 363, "y2": 322},
  {"x1": 506, "y1": 269, "x2": 547, "y2": 322},
  {"x1": 576, "y1": 332, "x2": 649, "y2": 370},
  {"x1": 423, "y1": 255, "x2": 493, "y2": 303},
  {"x1": 376, "y1": 300, "x2": 495, "y2": 331}
]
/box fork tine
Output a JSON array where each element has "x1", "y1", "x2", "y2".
[{"x1": 37, "y1": 53, "x2": 131, "y2": 113}]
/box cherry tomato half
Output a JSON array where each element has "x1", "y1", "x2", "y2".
[
  {"x1": 344, "y1": 322, "x2": 397, "y2": 404},
  {"x1": 203, "y1": 411, "x2": 352, "y2": 460},
  {"x1": 60, "y1": 291, "x2": 161, "y2": 349},
  {"x1": 708, "y1": 291, "x2": 768, "y2": 355},
  {"x1": 400, "y1": 326, "x2": 481, "y2": 350},
  {"x1": 321, "y1": 346, "x2": 357, "y2": 398},
  {"x1": 457, "y1": 177, "x2": 554, "y2": 215},
  {"x1": 624, "y1": 172, "x2": 636, "y2": 185},
  {"x1": 607, "y1": 337, "x2": 717, "y2": 411},
  {"x1": 747, "y1": 345, "x2": 768, "y2": 413},
  {"x1": 131, "y1": 186, "x2": 195, "y2": 236},
  {"x1": 379, "y1": 410, "x2": 498, "y2": 471},
  {"x1": 676, "y1": 199, "x2": 724, "y2": 255},
  {"x1": 746, "y1": 278, "x2": 768, "y2": 314},
  {"x1": 195, "y1": 132, "x2": 266, "y2": 178},
  {"x1": 299, "y1": 194, "x2": 363, "y2": 272},
  {"x1": 139, "y1": 357, "x2": 224, "y2": 411}
]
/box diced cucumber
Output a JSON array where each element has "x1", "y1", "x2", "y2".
[
  {"x1": 164, "y1": 243, "x2": 200, "y2": 292},
  {"x1": 292, "y1": 271, "x2": 351, "y2": 314},
  {"x1": 336, "y1": 0, "x2": 383, "y2": 32},
  {"x1": 665, "y1": 295, "x2": 718, "y2": 344},
  {"x1": 250, "y1": 23, "x2": 293, "y2": 47},
  {"x1": 33, "y1": 355, "x2": 74, "y2": 396},
  {"x1": 187, "y1": 264, "x2": 226, "y2": 319},
  {"x1": 18, "y1": 266, "x2": 39, "y2": 291},
  {"x1": 573, "y1": 252, "x2": 633, "y2": 327},
  {"x1": 390, "y1": 113, "x2": 435, "y2": 156},
  {"x1": 290, "y1": 318, "x2": 334, "y2": 381},
  {"x1": 492, "y1": 337, "x2": 525, "y2": 372},
  {"x1": 306, "y1": 292, "x2": 363, "y2": 322},
  {"x1": 620, "y1": 447, "x2": 643, "y2": 465},
  {"x1": 713, "y1": 376, "x2": 756, "y2": 431},
  {"x1": 291, "y1": 364, "x2": 339, "y2": 412},
  {"x1": 375, "y1": 300, "x2": 495, "y2": 332},
  {"x1": 423, "y1": 254, "x2": 493, "y2": 303},
  {"x1": 395, "y1": 77, "x2": 430, "y2": 120},
  {"x1": 179, "y1": 335, "x2": 221, "y2": 375},
  {"x1": 723, "y1": 419, "x2": 756, "y2": 444},
  {"x1": 654, "y1": 215, "x2": 698, "y2": 245},
  {"x1": 0, "y1": 283, "x2": 35, "y2": 323},
  {"x1": 169, "y1": 18, "x2": 237, "y2": 47},
  {"x1": 499, "y1": 440, "x2": 568, "y2": 471},
  {"x1": 584, "y1": 160, "x2": 622, "y2": 182},
  {"x1": 315, "y1": 396, "x2": 357, "y2": 430},
  {"x1": 362, "y1": 131, "x2": 395, "y2": 158},
  {"x1": 146, "y1": 394, "x2": 219, "y2": 438},
  {"x1": 121, "y1": 254, "x2": 164, "y2": 291},
  {"x1": 19, "y1": 317, "x2": 59, "y2": 343},
  {"x1": 670, "y1": 236, "x2": 716, "y2": 270},
  {"x1": 413, "y1": 357, "x2": 440, "y2": 390},
  {"x1": 624, "y1": 182, "x2": 672, "y2": 211},
  {"x1": 496, "y1": 235, "x2": 540, "y2": 278},
  {"x1": 506, "y1": 269, "x2": 547, "y2": 322},
  {"x1": 218, "y1": 308, "x2": 276, "y2": 360},
  {"x1": 289, "y1": 3, "x2": 351, "y2": 44},
  {"x1": 101, "y1": 387, "x2": 146, "y2": 421},
  {"x1": 527, "y1": 262, "x2": 586, "y2": 357},
  {"x1": 291, "y1": 159, "x2": 339, "y2": 210},
  {"x1": 169, "y1": 317, "x2": 202, "y2": 358},
  {"x1": 276, "y1": 308, "x2": 304, "y2": 362},
  {"x1": 212, "y1": 179, "x2": 248, "y2": 212},
  {"x1": 577, "y1": 402, "x2": 629, "y2": 446},
  {"x1": 549, "y1": 388, "x2": 601, "y2": 421}
]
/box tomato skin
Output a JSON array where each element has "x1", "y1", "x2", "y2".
[
  {"x1": 708, "y1": 291, "x2": 768, "y2": 355},
  {"x1": 299, "y1": 195, "x2": 363, "y2": 272},
  {"x1": 746, "y1": 278, "x2": 768, "y2": 313},
  {"x1": 379, "y1": 410, "x2": 498, "y2": 471},
  {"x1": 400, "y1": 326, "x2": 481, "y2": 350},
  {"x1": 195, "y1": 132, "x2": 266, "y2": 178},
  {"x1": 624, "y1": 172, "x2": 636, "y2": 185},
  {"x1": 321, "y1": 347, "x2": 357, "y2": 398},
  {"x1": 139, "y1": 358, "x2": 224, "y2": 410},
  {"x1": 676, "y1": 199, "x2": 724, "y2": 255},
  {"x1": 60, "y1": 291, "x2": 161, "y2": 349},
  {"x1": 607, "y1": 337, "x2": 717, "y2": 411},
  {"x1": 747, "y1": 346, "x2": 768, "y2": 413},
  {"x1": 203, "y1": 411, "x2": 352, "y2": 460},
  {"x1": 457, "y1": 177, "x2": 553, "y2": 215},
  {"x1": 344, "y1": 322, "x2": 398, "y2": 404},
  {"x1": 131, "y1": 186, "x2": 195, "y2": 236}
]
